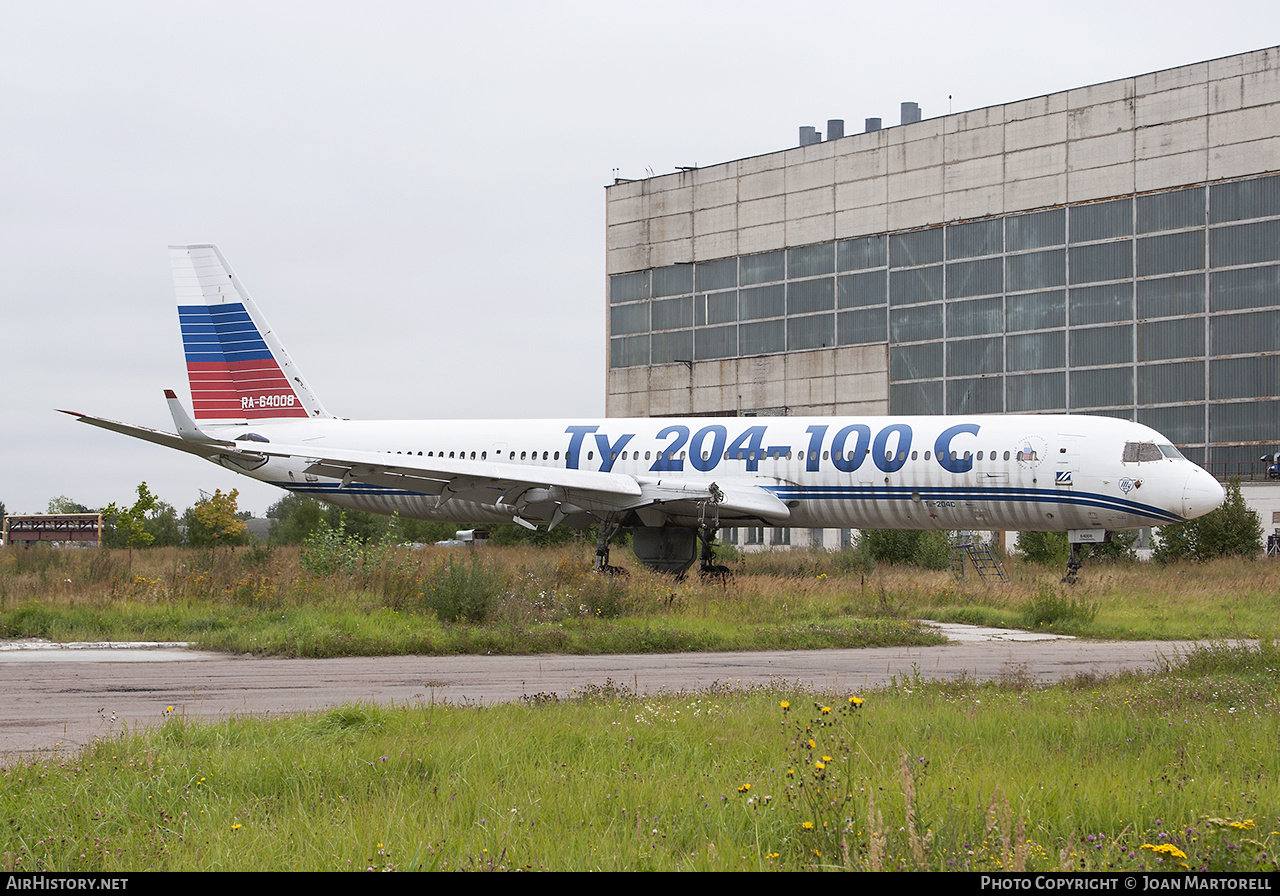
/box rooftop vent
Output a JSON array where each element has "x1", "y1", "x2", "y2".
[{"x1": 901, "y1": 101, "x2": 921, "y2": 124}]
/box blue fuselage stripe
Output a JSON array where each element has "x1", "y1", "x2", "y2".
[
  {"x1": 270, "y1": 480, "x2": 1182, "y2": 523},
  {"x1": 763, "y1": 484, "x2": 1182, "y2": 523}
]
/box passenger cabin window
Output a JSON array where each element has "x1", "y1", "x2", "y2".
[{"x1": 1123, "y1": 441, "x2": 1164, "y2": 463}]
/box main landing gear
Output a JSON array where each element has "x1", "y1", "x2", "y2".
[
  {"x1": 593, "y1": 521, "x2": 629, "y2": 577},
  {"x1": 592, "y1": 520, "x2": 732, "y2": 580},
  {"x1": 697, "y1": 525, "x2": 733, "y2": 582}
]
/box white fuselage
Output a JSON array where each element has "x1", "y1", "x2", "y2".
[{"x1": 203, "y1": 413, "x2": 1222, "y2": 535}]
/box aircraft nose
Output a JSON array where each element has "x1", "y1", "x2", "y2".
[{"x1": 1182, "y1": 467, "x2": 1225, "y2": 520}]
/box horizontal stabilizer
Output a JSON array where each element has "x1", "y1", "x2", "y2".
[{"x1": 58, "y1": 409, "x2": 236, "y2": 460}]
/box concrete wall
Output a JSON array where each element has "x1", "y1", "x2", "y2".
[
  {"x1": 606, "y1": 344, "x2": 888, "y2": 418},
  {"x1": 606, "y1": 45, "x2": 1280, "y2": 277}
]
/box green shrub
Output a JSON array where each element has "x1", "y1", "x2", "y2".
[
  {"x1": 1015, "y1": 530, "x2": 1070, "y2": 566},
  {"x1": 859, "y1": 530, "x2": 951, "y2": 569},
  {"x1": 1020, "y1": 585, "x2": 1099, "y2": 629},
  {"x1": 422, "y1": 554, "x2": 502, "y2": 623},
  {"x1": 300, "y1": 517, "x2": 363, "y2": 576}
]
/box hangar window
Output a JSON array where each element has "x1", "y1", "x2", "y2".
[
  {"x1": 1007, "y1": 208, "x2": 1065, "y2": 252},
  {"x1": 891, "y1": 228, "x2": 943, "y2": 267},
  {"x1": 837, "y1": 234, "x2": 887, "y2": 271}
]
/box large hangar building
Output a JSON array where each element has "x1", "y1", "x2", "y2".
[{"x1": 604, "y1": 46, "x2": 1280, "y2": 549}]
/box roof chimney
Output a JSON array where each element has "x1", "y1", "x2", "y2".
[{"x1": 901, "y1": 102, "x2": 921, "y2": 124}]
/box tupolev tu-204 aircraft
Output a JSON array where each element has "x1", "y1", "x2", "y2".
[{"x1": 63, "y1": 245, "x2": 1225, "y2": 579}]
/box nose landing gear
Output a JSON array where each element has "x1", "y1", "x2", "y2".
[{"x1": 1061, "y1": 543, "x2": 1083, "y2": 585}]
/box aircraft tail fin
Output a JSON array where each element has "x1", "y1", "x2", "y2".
[{"x1": 170, "y1": 245, "x2": 332, "y2": 423}]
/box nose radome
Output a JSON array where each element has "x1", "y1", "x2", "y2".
[{"x1": 1183, "y1": 468, "x2": 1225, "y2": 520}]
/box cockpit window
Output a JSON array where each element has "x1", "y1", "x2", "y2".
[
  {"x1": 1122, "y1": 441, "x2": 1164, "y2": 463},
  {"x1": 235, "y1": 433, "x2": 269, "y2": 443},
  {"x1": 1157, "y1": 443, "x2": 1185, "y2": 460}
]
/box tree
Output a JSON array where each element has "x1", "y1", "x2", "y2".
[
  {"x1": 1017, "y1": 528, "x2": 1135, "y2": 565},
  {"x1": 858, "y1": 529, "x2": 951, "y2": 569},
  {"x1": 184, "y1": 489, "x2": 251, "y2": 549},
  {"x1": 47, "y1": 495, "x2": 91, "y2": 514},
  {"x1": 1154, "y1": 478, "x2": 1261, "y2": 562},
  {"x1": 144, "y1": 501, "x2": 183, "y2": 547},
  {"x1": 102, "y1": 483, "x2": 158, "y2": 552},
  {"x1": 1015, "y1": 530, "x2": 1070, "y2": 566},
  {"x1": 1088, "y1": 529, "x2": 1139, "y2": 563},
  {"x1": 266, "y1": 493, "x2": 328, "y2": 544}
]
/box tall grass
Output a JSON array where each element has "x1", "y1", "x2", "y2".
[{"x1": 2, "y1": 543, "x2": 1279, "y2": 653}]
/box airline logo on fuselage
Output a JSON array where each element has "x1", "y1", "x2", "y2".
[{"x1": 562, "y1": 422, "x2": 995, "y2": 475}]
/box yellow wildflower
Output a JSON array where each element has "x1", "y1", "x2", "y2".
[{"x1": 1140, "y1": 844, "x2": 1188, "y2": 860}]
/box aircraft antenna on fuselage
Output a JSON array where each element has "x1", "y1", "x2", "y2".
[{"x1": 169, "y1": 245, "x2": 332, "y2": 424}]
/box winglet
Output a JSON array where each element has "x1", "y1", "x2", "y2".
[{"x1": 164, "y1": 389, "x2": 218, "y2": 442}]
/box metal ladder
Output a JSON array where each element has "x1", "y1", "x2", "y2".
[{"x1": 951, "y1": 531, "x2": 1009, "y2": 584}]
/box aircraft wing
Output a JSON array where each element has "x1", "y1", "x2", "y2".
[
  {"x1": 63, "y1": 408, "x2": 790, "y2": 527},
  {"x1": 58, "y1": 409, "x2": 237, "y2": 460},
  {"x1": 251, "y1": 442, "x2": 792, "y2": 526}
]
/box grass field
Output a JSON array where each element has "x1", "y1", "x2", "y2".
[
  {"x1": 2, "y1": 542, "x2": 1278, "y2": 655},
  {"x1": 2, "y1": 543, "x2": 1278, "y2": 871}
]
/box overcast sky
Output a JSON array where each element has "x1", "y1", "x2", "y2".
[{"x1": 3, "y1": 0, "x2": 1278, "y2": 517}]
